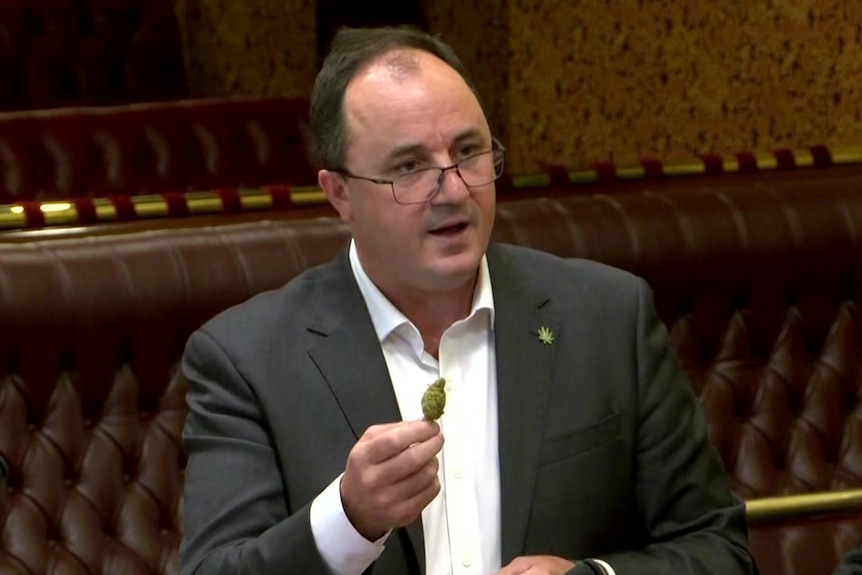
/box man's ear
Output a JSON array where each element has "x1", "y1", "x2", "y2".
[{"x1": 319, "y1": 169, "x2": 352, "y2": 223}]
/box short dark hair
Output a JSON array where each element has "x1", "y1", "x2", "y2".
[{"x1": 310, "y1": 26, "x2": 480, "y2": 170}]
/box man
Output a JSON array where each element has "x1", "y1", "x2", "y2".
[{"x1": 180, "y1": 26, "x2": 755, "y2": 575}]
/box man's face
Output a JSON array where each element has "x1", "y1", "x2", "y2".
[{"x1": 321, "y1": 49, "x2": 496, "y2": 298}]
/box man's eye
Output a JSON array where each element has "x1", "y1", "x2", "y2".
[
  {"x1": 394, "y1": 160, "x2": 424, "y2": 174},
  {"x1": 457, "y1": 145, "x2": 482, "y2": 158}
]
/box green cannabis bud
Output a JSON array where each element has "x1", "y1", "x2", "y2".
[{"x1": 421, "y1": 377, "x2": 447, "y2": 421}]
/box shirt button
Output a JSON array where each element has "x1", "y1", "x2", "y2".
[
  {"x1": 453, "y1": 470, "x2": 463, "y2": 479},
  {"x1": 445, "y1": 384, "x2": 452, "y2": 392},
  {"x1": 462, "y1": 558, "x2": 472, "y2": 567}
]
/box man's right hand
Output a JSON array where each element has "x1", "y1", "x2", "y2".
[{"x1": 341, "y1": 420, "x2": 444, "y2": 541}]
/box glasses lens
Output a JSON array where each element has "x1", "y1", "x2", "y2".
[
  {"x1": 459, "y1": 149, "x2": 504, "y2": 187},
  {"x1": 391, "y1": 146, "x2": 506, "y2": 204},
  {"x1": 392, "y1": 169, "x2": 441, "y2": 204}
]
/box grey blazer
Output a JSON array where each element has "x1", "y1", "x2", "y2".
[
  {"x1": 836, "y1": 539, "x2": 862, "y2": 575},
  {"x1": 180, "y1": 243, "x2": 755, "y2": 575}
]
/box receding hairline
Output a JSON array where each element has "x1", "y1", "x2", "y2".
[
  {"x1": 349, "y1": 46, "x2": 453, "y2": 88},
  {"x1": 340, "y1": 47, "x2": 484, "y2": 160},
  {"x1": 310, "y1": 27, "x2": 484, "y2": 169}
]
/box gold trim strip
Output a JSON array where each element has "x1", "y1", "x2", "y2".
[
  {"x1": 830, "y1": 146, "x2": 862, "y2": 165},
  {"x1": 0, "y1": 206, "x2": 27, "y2": 228},
  {"x1": 616, "y1": 166, "x2": 646, "y2": 180},
  {"x1": 512, "y1": 173, "x2": 552, "y2": 188},
  {"x1": 43, "y1": 208, "x2": 80, "y2": 227},
  {"x1": 794, "y1": 149, "x2": 815, "y2": 168},
  {"x1": 239, "y1": 191, "x2": 274, "y2": 211},
  {"x1": 569, "y1": 171, "x2": 599, "y2": 185},
  {"x1": 1, "y1": 147, "x2": 861, "y2": 231},
  {"x1": 291, "y1": 188, "x2": 327, "y2": 205},
  {"x1": 746, "y1": 488, "x2": 862, "y2": 524},
  {"x1": 722, "y1": 158, "x2": 741, "y2": 173},
  {"x1": 132, "y1": 197, "x2": 169, "y2": 218},
  {"x1": 186, "y1": 194, "x2": 223, "y2": 215},
  {"x1": 93, "y1": 198, "x2": 118, "y2": 221},
  {"x1": 663, "y1": 163, "x2": 707, "y2": 177},
  {"x1": 754, "y1": 152, "x2": 779, "y2": 170}
]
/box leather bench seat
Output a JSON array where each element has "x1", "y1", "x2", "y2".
[
  {"x1": 3, "y1": 177, "x2": 862, "y2": 574},
  {"x1": 0, "y1": 96, "x2": 316, "y2": 203}
]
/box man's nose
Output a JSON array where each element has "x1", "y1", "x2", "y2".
[{"x1": 432, "y1": 166, "x2": 470, "y2": 204}]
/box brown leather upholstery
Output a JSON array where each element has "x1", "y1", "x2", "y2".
[
  {"x1": 0, "y1": 96, "x2": 315, "y2": 203},
  {"x1": 3, "y1": 173, "x2": 862, "y2": 574},
  {"x1": 0, "y1": 217, "x2": 350, "y2": 575},
  {"x1": 0, "y1": 0, "x2": 186, "y2": 111},
  {"x1": 748, "y1": 516, "x2": 862, "y2": 575}
]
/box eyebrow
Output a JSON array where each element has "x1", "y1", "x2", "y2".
[{"x1": 383, "y1": 129, "x2": 487, "y2": 162}]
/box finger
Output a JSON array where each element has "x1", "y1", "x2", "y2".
[
  {"x1": 380, "y1": 454, "x2": 440, "y2": 505},
  {"x1": 342, "y1": 453, "x2": 439, "y2": 534},
  {"x1": 371, "y1": 432, "x2": 444, "y2": 485},
  {"x1": 387, "y1": 471, "x2": 442, "y2": 527},
  {"x1": 496, "y1": 566, "x2": 535, "y2": 575},
  {"x1": 495, "y1": 557, "x2": 534, "y2": 575},
  {"x1": 359, "y1": 421, "x2": 408, "y2": 442},
  {"x1": 361, "y1": 420, "x2": 441, "y2": 463}
]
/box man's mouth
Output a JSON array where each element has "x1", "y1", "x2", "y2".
[{"x1": 429, "y1": 222, "x2": 469, "y2": 236}]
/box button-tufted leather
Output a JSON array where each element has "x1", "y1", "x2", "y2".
[
  {"x1": 3, "y1": 173, "x2": 862, "y2": 574},
  {"x1": 0, "y1": 0, "x2": 186, "y2": 111},
  {"x1": 0, "y1": 96, "x2": 316, "y2": 202},
  {"x1": 0, "y1": 216, "x2": 352, "y2": 575}
]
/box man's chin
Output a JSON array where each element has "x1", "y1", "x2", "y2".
[{"x1": 423, "y1": 252, "x2": 483, "y2": 288}]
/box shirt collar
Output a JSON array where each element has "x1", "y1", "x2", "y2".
[{"x1": 349, "y1": 239, "x2": 495, "y2": 344}]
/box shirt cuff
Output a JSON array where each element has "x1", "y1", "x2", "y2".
[
  {"x1": 309, "y1": 473, "x2": 388, "y2": 575},
  {"x1": 593, "y1": 558, "x2": 616, "y2": 575}
]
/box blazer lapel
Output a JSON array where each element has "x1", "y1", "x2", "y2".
[
  {"x1": 306, "y1": 248, "x2": 426, "y2": 574},
  {"x1": 488, "y1": 245, "x2": 561, "y2": 565}
]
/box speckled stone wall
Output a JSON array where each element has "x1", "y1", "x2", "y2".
[
  {"x1": 172, "y1": 0, "x2": 862, "y2": 174},
  {"x1": 425, "y1": 0, "x2": 510, "y2": 148},
  {"x1": 172, "y1": 0, "x2": 317, "y2": 97},
  {"x1": 425, "y1": 0, "x2": 862, "y2": 173},
  {"x1": 504, "y1": 0, "x2": 862, "y2": 172}
]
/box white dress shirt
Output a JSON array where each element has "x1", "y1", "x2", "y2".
[{"x1": 309, "y1": 241, "x2": 615, "y2": 575}]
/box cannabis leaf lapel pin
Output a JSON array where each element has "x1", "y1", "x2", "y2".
[{"x1": 538, "y1": 326, "x2": 555, "y2": 345}]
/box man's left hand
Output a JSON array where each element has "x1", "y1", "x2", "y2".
[{"x1": 494, "y1": 555, "x2": 575, "y2": 575}]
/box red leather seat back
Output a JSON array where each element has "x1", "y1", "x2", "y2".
[
  {"x1": 0, "y1": 109, "x2": 91, "y2": 199},
  {"x1": 0, "y1": 97, "x2": 315, "y2": 201}
]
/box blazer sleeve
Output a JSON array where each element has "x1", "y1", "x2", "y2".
[
  {"x1": 593, "y1": 279, "x2": 756, "y2": 574},
  {"x1": 179, "y1": 329, "x2": 330, "y2": 575},
  {"x1": 835, "y1": 539, "x2": 862, "y2": 575}
]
